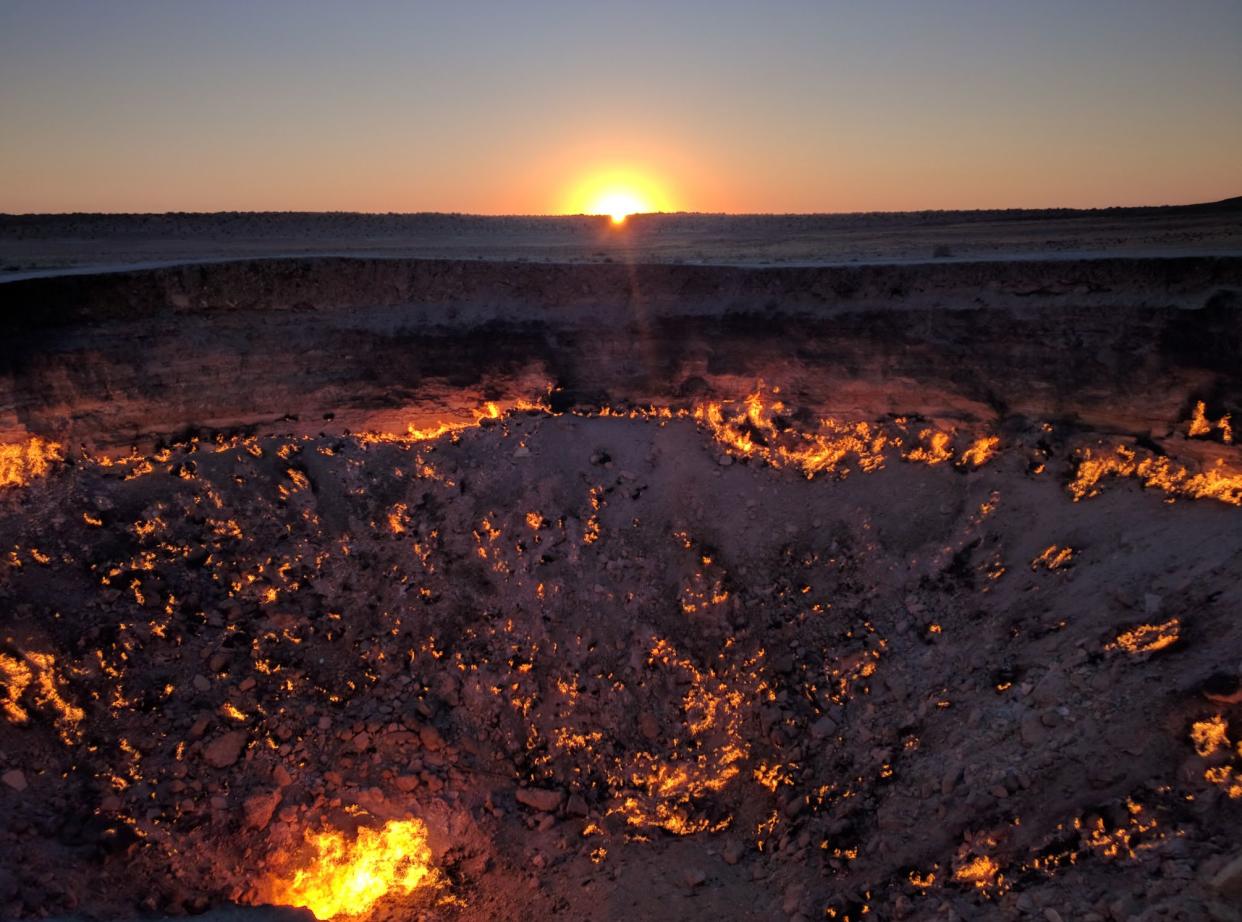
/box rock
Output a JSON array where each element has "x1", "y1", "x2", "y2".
[
  {"x1": 565, "y1": 794, "x2": 589, "y2": 818},
  {"x1": 683, "y1": 867, "x2": 707, "y2": 888},
  {"x1": 192, "y1": 674, "x2": 211, "y2": 692},
  {"x1": 722, "y1": 839, "x2": 745, "y2": 865},
  {"x1": 513, "y1": 446, "x2": 531, "y2": 458},
  {"x1": 810, "y1": 715, "x2": 838, "y2": 740},
  {"x1": 418, "y1": 724, "x2": 444, "y2": 751},
  {"x1": 638, "y1": 712, "x2": 660, "y2": 741},
  {"x1": 394, "y1": 774, "x2": 420, "y2": 793},
  {"x1": 941, "y1": 763, "x2": 963, "y2": 795},
  {"x1": 515, "y1": 787, "x2": 563, "y2": 813},
  {"x1": 1211, "y1": 852, "x2": 1242, "y2": 899},
  {"x1": 1020, "y1": 711, "x2": 1048, "y2": 747},
  {"x1": 1032, "y1": 668, "x2": 1068, "y2": 707},
  {"x1": 204, "y1": 730, "x2": 247, "y2": 768},
  {"x1": 243, "y1": 789, "x2": 282, "y2": 830},
  {"x1": 2, "y1": 769, "x2": 27, "y2": 792}
]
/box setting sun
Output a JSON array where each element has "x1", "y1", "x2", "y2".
[
  {"x1": 594, "y1": 192, "x2": 648, "y2": 224},
  {"x1": 562, "y1": 167, "x2": 675, "y2": 223}
]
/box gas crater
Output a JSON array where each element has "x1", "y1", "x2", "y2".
[{"x1": 1, "y1": 255, "x2": 1241, "y2": 921}]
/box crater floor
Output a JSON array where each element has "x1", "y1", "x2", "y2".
[{"x1": 2, "y1": 402, "x2": 1242, "y2": 921}]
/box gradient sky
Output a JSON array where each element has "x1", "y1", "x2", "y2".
[{"x1": 2, "y1": 0, "x2": 1240, "y2": 214}]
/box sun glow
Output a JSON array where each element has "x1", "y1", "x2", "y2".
[
  {"x1": 563, "y1": 167, "x2": 675, "y2": 223},
  {"x1": 595, "y1": 191, "x2": 649, "y2": 224}
]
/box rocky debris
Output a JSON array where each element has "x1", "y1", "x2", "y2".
[
  {"x1": 1211, "y1": 853, "x2": 1242, "y2": 901},
  {"x1": 514, "y1": 788, "x2": 563, "y2": 813},
  {"x1": 1, "y1": 771, "x2": 26, "y2": 793},
  {"x1": 203, "y1": 730, "x2": 248, "y2": 769},
  {"x1": 243, "y1": 789, "x2": 282, "y2": 831}
]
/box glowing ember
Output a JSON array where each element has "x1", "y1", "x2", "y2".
[
  {"x1": 0, "y1": 650, "x2": 84, "y2": 741},
  {"x1": 953, "y1": 854, "x2": 1001, "y2": 891},
  {"x1": 1191, "y1": 715, "x2": 1229, "y2": 756},
  {"x1": 904, "y1": 429, "x2": 953, "y2": 465},
  {"x1": 266, "y1": 819, "x2": 437, "y2": 920},
  {"x1": 1107, "y1": 618, "x2": 1180, "y2": 655},
  {"x1": 1031, "y1": 545, "x2": 1073, "y2": 571}
]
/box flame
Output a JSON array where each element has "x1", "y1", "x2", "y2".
[
  {"x1": 953, "y1": 854, "x2": 1001, "y2": 891},
  {"x1": 0, "y1": 650, "x2": 84, "y2": 742},
  {"x1": 1107, "y1": 618, "x2": 1180, "y2": 655},
  {"x1": 1188, "y1": 400, "x2": 1232, "y2": 443},
  {"x1": 693, "y1": 388, "x2": 889, "y2": 478},
  {"x1": 0, "y1": 437, "x2": 63, "y2": 488},
  {"x1": 958, "y1": 435, "x2": 1000, "y2": 468},
  {"x1": 1031, "y1": 545, "x2": 1073, "y2": 571},
  {"x1": 1069, "y1": 444, "x2": 1242, "y2": 506},
  {"x1": 1191, "y1": 715, "x2": 1229, "y2": 757},
  {"x1": 266, "y1": 819, "x2": 437, "y2": 920}
]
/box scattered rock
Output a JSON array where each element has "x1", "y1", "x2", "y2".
[
  {"x1": 1211, "y1": 853, "x2": 1242, "y2": 900},
  {"x1": 203, "y1": 730, "x2": 247, "y2": 768},
  {"x1": 2, "y1": 769, "x2": 27, "y2": 792},
  {"x1": 515, "y1": 787, "x2": 563, "y2": 813},
  {"x1": 810, "y1": 714, "x2": 838, "y2": 740},
  {"x1": 243, "y1": 789, "x2": 282, "y2": 830}
]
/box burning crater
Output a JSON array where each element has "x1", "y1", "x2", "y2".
[{"x1": 1, "y1": 257, "x2": 1241, "y2": 920}]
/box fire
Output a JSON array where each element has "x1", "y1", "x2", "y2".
[
  {"x1": 0, "y1": 650, "x2": 84, "y2": 742},
  {"x1": 0, "y1": 436, "x2": 63, "y2": 488},
  {"x1": 1188, "y1": 400, "x2": 1233, "y2": 443},
  {"x1": 904, "y1": 429, "x2": 953, "y2": 465},
  {"x1": 1191, "y1": 715, "x2": 1229, "y2": 757},
  {"x1": 953, "y1": 854, "x2": 1001, "y2": 891},
  {"x1": 694, "y1": 388, "x2": 889, "y2": 478},
  {"x1": 266, "y1": 819, "x2": 438, "y2": 920},
  {"x1": 1030, "y1": 545, "x2": 1073, "y2": 571},
  {"x1": 1069, "y1": 444, "x2": 1242, "y2": 506},
  {"x1": 958, "y1": 435, "x2": 1000, "y2": 468},
  {"x1": 1107, "y1": 618, "x2": 1180, "y2": 655}
]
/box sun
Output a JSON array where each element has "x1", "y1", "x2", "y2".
[
  {"x1": 592, "y1": 191, "x2": 649, "y2": 224},
  {"x1": 562, "y1": 168, "x2": 674, "y2": 224}
]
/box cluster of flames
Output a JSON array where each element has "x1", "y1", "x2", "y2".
[
  {"x1": 0, "y1": 436, "x2": 63, "y2": 488},
  {"x1": 692, "y1": 388, "x2": 999, "y2": 478},
  {"x1": 265, "y1": 819, "x2": 438, "y2": 920},
  {"x1": 1069, "y1": 444, "x2": 1242, "y2": 506},
  {"x1": 1191, "y1": 715, "x2": 1242, "y2": 799},
  {"x1": 3, "y1": 389, "x2": 1241, "y2": 507}
]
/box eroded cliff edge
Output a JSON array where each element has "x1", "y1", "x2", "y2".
[{"x1": 1, "y1": 256, "x2": 1239, "y2": 453}]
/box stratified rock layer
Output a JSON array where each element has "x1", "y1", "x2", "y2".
[{"x1": 1, "y1": 256, "x2": 1240, "y2": 451}]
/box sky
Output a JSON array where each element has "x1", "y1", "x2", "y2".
[{"x1": 1, "y1": 0, "x2": 1240, "y2": 215}]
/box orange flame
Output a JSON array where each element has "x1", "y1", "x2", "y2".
[
  {"x1": 266, "y1": 819, "x2": 437, "y2": 920},
  {"x1": 0, "y1": 437, "x2": 63, "y2": 488}
]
